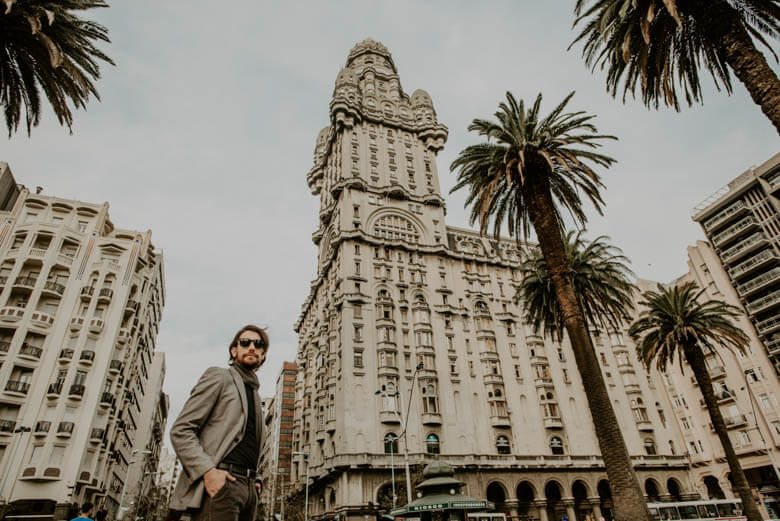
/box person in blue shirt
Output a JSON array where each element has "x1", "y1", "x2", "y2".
[{"x1": 70, "y1": 502, "x2": 94, "y2": 521}]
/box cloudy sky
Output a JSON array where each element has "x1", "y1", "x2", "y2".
[{"x1": 4, "y1": 2, "x2": 779, "y2": 434}]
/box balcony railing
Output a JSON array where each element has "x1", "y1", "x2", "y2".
[
  {"x1": 757, "y1": 314, "x2": 780, "y2": 334},
  {"x1": 47, "y1": 382, "x2": 63, "y2": 395},
  {"x1": 722, "y1": 233, "x2": 767, "y2": 262},
  {"x1": 80, "y1": 286, "x2": 94, "y2": 300},
  {"x1": 729, "y1": 249, "x2": 780, "y2": 279},
  {"x1": 98, "y1": 288, "x2": 113, "y2": 301},
  {"x1": 0, "y1": 419, "x2": 16, "y2": 432},
  {"x1": 5, "y1": 380, "x2": 30, "y2": 394},
  {"x1": 68, "y1": 384, "x2": 85, "y2": 397},
  {"x1": 30, "y1": 311, "x2": 54, "y2": 327},
  {"x1": 58, "y1": 348, "x2": 73, "y2": 361},
  {"x1": 13, "y1": 276, "x2": 37, "y2": 289},
  {"x1": 712, "y1": 216, "x2": 757, "y2": 246},
  {"x1": 746, "y1": 288, "x2": 780, "y2": 314},
  {"x1": 708, "y1": 365, "x2": 726, "y2": 378},
  {"x1": 737, "y1": 266, "x2": 780, "y2": 296},
  {"x1": 125, "y1": 300, "x2": 139, "y2": 314},
  {"x1": 19, "y1": 344, "x2": 42, "y2": 359},
  {"x1": 57, "y1": 421, "x2": 75, "y2": 435},
  {"x1": 88, "y1": 318, "x2": 104, "y2": 334},
  {"x1": 79, "y1": 350, "x2": 95, "y2": 364},
  {"x1": 100, "y1": 392, "x2": 114, "y2": 406},
  {"x1": 0, "y1": 341, "x2": 10, "y2": 353},
  {"x1": 109, "y1": 360, "x2": 123, "y2": 373},
  {"x1": 703, "y1": 200, "x2": 748, "y2": 232},
  {"x1": 543, "y1": 416, "x2": 563, "y2": 429},
  {"x1": 34, "y1": 421, "x2": 51, "y2": 433},
  {"x1": 89, "y1": 428, "x2": 104, "y2": 441},
  {"x1": 43, "y1": 281, "x2": 65, "y2": 295},
  {"x1": 723, "y1": 414, "x2": 748, "y2": 428},
  {"x1": 0, "y1": 306, "x2": 25, "y2": 321}
]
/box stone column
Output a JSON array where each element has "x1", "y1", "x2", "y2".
[
  {"x1": 562, "y1": 498, "x2": 576, "y2": 521},
  {"x1": 533, "y1": 500, "x2": 548, "y2": 521},
  {"x1": 587, "y1": 497, "x2": 602, "y2": 520},
  {"x1": 504, "y1": 499, "x2": 520, "y2": 521}
]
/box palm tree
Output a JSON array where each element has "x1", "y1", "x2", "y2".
[
  {"x1": 629, "y1": 282, "x2": 762, "y2": 521},
  {"x1": 517, "y1": 230, "x2": 636, "y2": 340},
  {"x1": 571, "y1": 0, "x2": 780, "y2": 135},
  {"x1": 1, "y1": 0, "x2": 114, "y2": 136},
  {"x1": 450, "y1": 91, "x2": 652, "y2": 521}
]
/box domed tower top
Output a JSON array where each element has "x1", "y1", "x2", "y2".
[
  {"x1": 346, "y1": 38, "x2": 397, "y2": 73},
  {"x1": 411, "y1": 89, "x2": 433, "y2": 108}
]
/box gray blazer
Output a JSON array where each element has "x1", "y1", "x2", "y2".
[{"x1": 169, "y1": 365, "x2": 264, "y2": 511}]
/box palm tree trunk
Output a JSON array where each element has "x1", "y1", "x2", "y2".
[
  {"x1": 689, "y1": 0, "x2": 780, "y2": 135},
  {"x1": 524, "y1": 170, "x2": 650, "y2": 521},
  {"x1": 686, "y1": 346, "x2": 764, "y2": 521}
]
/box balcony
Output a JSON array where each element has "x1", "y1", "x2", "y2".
[
  {"x1": 379, "y1": 410, "x2": 400, "y2": 424},
  {"x1": 534, "y1": 377, "x2": 554, "y2": 388},
  {"x1": 746, "y1": 288, "x2": 780, "y2": 315},
  {"x1": 68, "y1": 384, "x2": 85, "y2": 399},
  {"x1": 0, "y1": 306, "x2": 25, "y2": 322},
  {"x1": 13, "y1": 275, "x2": 37, "y2": 290},
  {"x1": 5, "y1": 380, "x2": 30, "y2": 395},
  {"x1": 42, "y1": 281, "x2": 65, "y2": 296},
  {"x1": 18, "y1": 343, "x2": 42, "y2": 360},
  {"x1": 89, "y1": 428, "x2": 104, "y2": 443},
  {"x1": 0, "y1": 276, "x2": 6, "y2": 288},
  {"x1": 0, "y1": 419, "x2": 16, "y2": 433},
  {"x1": 766, "y1": 337, "x2": 780, "y2": 355},
  {"x1": 69, "y1": 316, "x2": 84, "y2": 331},
  {"x1": 543, "y1": 416, "x2": 563, "y2": 429},
  {"x1": 88, "y1": 318, "x2": 104, "y2": 334},
  {"x1": 56, "y1": 421, "x2": 75, "y2": 437},
  {"x1": 79, "y1": 350, "x2": 95, "y2": 366},
  {"x1": 80, "y1": 286, "x2": 94, "y2": 301},
  {"x1": 99, "y1": 392, "x2": 114, "y2": 408},
  {"x1": 483, "y1": 374, "x2": 504, "y2": 385},
  {"x1": 723, "y1": 414, "x2": 748, "y2": 429},
  {"x1": 716, "y1": 389, "x2": 736, "y2": 403},
  {"x1": 34, "y1": 421, "x2": 51, "y2": 436},
  {"x1": 97, "y1": 288, "x2": 113, "y2": 303},
  {"x1": 421, "y1": 412, "x2": 442, "y2": 425},
  {"x1": 124, "y1": 300, "x2": 139, "y2": 316},
  {"x1": 737, "y1": 267, "x2": 780, "y2": 296},
  {"x1": 729, "y1": 249, "x2": 780, "y2": 279},
  {"x1": 758, "y1": 310, "x2": 780, "y2": 335},
  {"x1": 709, "y1": 364, "x2": 727, "y2": 379},
  {"x1": 711, "y1": 216, "x2": 757, "y2": 246},
  {"x1": 703, "y1": 200, "x2": 749, "y2": 232},
  {"x1": 117, "y1": 327, "x2": 131, "y2": 345},
  {"x1": 47, "y1": 382, "x2": 63, "y2": 397},
  {"x1": 722, "y1": 233, "x2": 768, "y2": 263},
  {"x1": 31, "y1": 313, "x2": 54, "y2": 332},
  {"x1": 490, "y1": 415, "x2": 512, "y2": 428},
  {"x1": 636, "y1": 419, "x2": 654, "y2": 431},
  {"x1": 58, "y1": 348, "x2": 73, "y2": 362},
  {"x1": 109, "y1": 360, "x2": 123, "y2": 374}
]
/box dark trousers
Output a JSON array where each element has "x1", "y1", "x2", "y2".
[{"x1": 192, "y1": 475, "x2": 257, "y2": 521}]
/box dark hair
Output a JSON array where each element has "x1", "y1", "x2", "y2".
[
  {"x1": 229, "y1": 324, "x2": 269, "y2": 361},
  {"x1": 96, "y1": 510, "x2": 108, "y2": 521},
  {"x1": 81, "y1": 502, "x2": 94, "y2": 515}
]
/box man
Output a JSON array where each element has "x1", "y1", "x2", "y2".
[
  {"x1": 95, "y1": 510, "x2": 107, "y2": 521},
  {"x1": 70, "y1": 502, "x2": 94, "y2": 521},
  {"x1": 169, "y1": 325, "x2": 268, "y2": 521}
]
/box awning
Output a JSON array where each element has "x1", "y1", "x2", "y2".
[{"x1": 390, "y1": 493, "x2": 494, "y2": 516}]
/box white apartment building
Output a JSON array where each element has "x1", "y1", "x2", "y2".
[
  {"x1": 0, "y1": 163, "x2": 167, "y2": 521},
  {"x1": 647, "y1": 241, "x2": 780, "y2": 518},
  {"x1": 290, "y1": 39, "x2": 692, "y2": 521}
]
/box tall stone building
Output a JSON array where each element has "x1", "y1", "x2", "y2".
[
  {"x1": 651, "y1": 241, "x2": 780, "y2": 517},
  {"x1": 259, "y1": 361, "x2": 297, "y2": 520},
  {"x1": 692, "y1": 152, "x2": 780, "y2": 376},
  {"x1": 290, "y1": 40, "x2": 691, "y2": 521},
  {"x1": 0, "y1": 163, "x2": 167, "y2": 521}
]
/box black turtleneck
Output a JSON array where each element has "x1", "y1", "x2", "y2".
[{"x1": 222, "y1": 381, "x2": 258, "y2": 468}]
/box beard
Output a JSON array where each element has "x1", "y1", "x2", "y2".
[{"x1": 238, "y1": 356, "x2": 262, "y2": 370}]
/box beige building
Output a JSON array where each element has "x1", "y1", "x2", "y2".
[
  {"x1": 289, "y1": 39, "x2": 692, "y2": 521},
  {"x1": 692, "y1": 152, "x2": 780, "y2": 376},
  {"x1": 0, "y1": 163, "x2": 167, "y2": 521}
]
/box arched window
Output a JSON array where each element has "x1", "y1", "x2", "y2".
[
  {"x1": 550, "y1": 436, "x2": 564, "y2": 455},
  {"x1": 426, "y1": 433, "x2": 440, "y2": 454},
  {"x1": 373, "y1": 214, "x2": 420, "y2": 243},
  {"x1": 384, "y1": 433, "x2": 398, "y2": 454},
  {"x1": 496, "y1": 435, "x2": 510, "y2": 454},
  {"x1": 644, "y1": 438, "x2": 657, "y2": 455}
]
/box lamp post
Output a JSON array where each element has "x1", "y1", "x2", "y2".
[
  {"x1": 375, "y1": 362, "x2": 424, "y2": 505},
  {"x1": 117, "y1": 449, "x2": 151, "y2": 521},
  {"x1": 292, "y1": 451, "x2": 310, "y2": 521},
  {"x1": 0, "y1": 425, "x2": 31, "y2": 504}
]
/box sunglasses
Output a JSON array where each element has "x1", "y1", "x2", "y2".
[{"x1": 238, "y1": 338, "x2": 266, "y2": 349}]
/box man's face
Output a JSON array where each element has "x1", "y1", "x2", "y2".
[{"x1": 230, "y1": 330, "x2": 266, "y2": 370}]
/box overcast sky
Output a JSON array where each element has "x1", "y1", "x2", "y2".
[{"x1": 3, "y1": 2, "x2": 778, "y2": 437}]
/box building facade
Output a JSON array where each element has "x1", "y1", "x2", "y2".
[
  {"x1": 290, "y1": 40, "x2": 692, "y2": 521},
  {"x1": 692, "y1": 152, "x2": 780, "y2": 376},
  {"x1": 259, "y1": 361, "x2": 297, "y2": 520},
  {"x1": 0, "y1": 163, "x2": 167, "y2": 520},
  {"x1": 652, "y1": 241, "x2": 780, "y2": 517}
]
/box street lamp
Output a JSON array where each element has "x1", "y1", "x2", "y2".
[
  {"x1": 0, "y1": 425, "x2": 31, "y2": 503},
  {"x1": 117, "y1": 449, "x2": 152, "y2": 521},
  {"x1": 292, "y1": 451, "x2": 310, "y2": 521},
  {"x1": 375, "y1": 362, "x2": 424, "y2": 505}
]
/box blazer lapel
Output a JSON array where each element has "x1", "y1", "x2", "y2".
[{"x1": 229, "y1": 366, "x2": 248, "y2": 423}]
